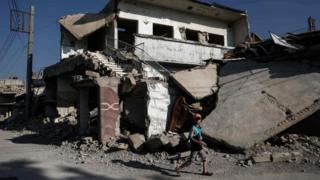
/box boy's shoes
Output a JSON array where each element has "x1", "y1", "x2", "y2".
[
  {"x1": 202, "y1": 171, "x2": 213, "y2": 176},
  {"x1": 175, "y1": 167, "x2": 181, "y2": 176}
]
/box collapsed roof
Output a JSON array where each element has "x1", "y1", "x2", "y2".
[
  {"x1": 59, "y1": 13, "x2": 115, "y2": 40},
  {"x1": 202, "y1": 30, "x2": 320, "y2": 150}
]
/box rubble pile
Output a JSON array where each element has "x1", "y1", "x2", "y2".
[
  {"x1": 247, "y1": 133, "x2": 320, "y2": 166},
  {"x1": 57, "y1": 131, "x2": 174, "y2": 167},
  {"x1": 0, "y1": 78, "x2": 25, "y2": 122},
  {"x1": 1, "y1": 115, "x2": 77, "y2": 143},
  {"x1": 2, "y1": 3, "x2": 320, "y2": 173},
  {"x1": 0, "y1": 85, "x2": 24, "y2": 95}
]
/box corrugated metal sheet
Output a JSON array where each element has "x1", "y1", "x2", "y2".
[{"x1": 270, "y1": 32, "x2": 301, "y2": 50}]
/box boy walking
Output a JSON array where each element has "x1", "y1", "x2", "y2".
[{"x1": 175, "y1": 113, "x2": 212, "y2": 176}]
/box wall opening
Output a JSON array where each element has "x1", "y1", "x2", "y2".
[
  {"x1": 87, "y1": 28, "x2": 106, "y2": 52},
  {"x1": 153, "y1": 24, "x2": 174, "y2": 38},
  {"x1": 186, "y1": 29, "x2": 199, "y2": 42},
  {"x1": 118, "y1": 18, "x2": 138, "y2": 48},
  {"x1": 208, "y1": 33, "x2": 225, "y2": 46}
]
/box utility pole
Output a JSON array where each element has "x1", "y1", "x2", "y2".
[
  {"x1": 10, "y1": 5, "x2": 35, "y2": 121},
  {"x1": 308, "y1": 16, "x2": 316, "y2": 32},
  {"x1": 26, "y1": 6, "x2": 35, "y2": 121}
]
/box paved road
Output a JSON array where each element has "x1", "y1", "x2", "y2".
[{"x1": 0, "y1": 130, "x2": 319, "y2": 180}]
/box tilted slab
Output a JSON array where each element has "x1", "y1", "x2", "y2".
[
  {"x1": 171, "y1": 63, "x2": 218, "y2": 100},
  {"x1": 202, "y1": 60, "x2": 320, "y2": 150}
]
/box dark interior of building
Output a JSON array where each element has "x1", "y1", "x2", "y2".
[
  {"x1": 153, "y1": 23, "x2": 174, "y2": 38},
  {"x1": 118, "y1": 18, "x2": 138, "y2": 48},
  {"x1": 208, "y1": 33, "x2": 225, "y2": 46},
  {"x1": 186, "y1": 29, "x2": 199, "y2": 42},
  {"x1": 88, "y1": 28, "x2": 106, "y2": 52}
]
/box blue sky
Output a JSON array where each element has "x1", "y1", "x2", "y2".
[{"x1": 0, "y1": 0, "x2": 319, "y2": 79}]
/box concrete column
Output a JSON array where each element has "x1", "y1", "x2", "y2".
[
  {"x1": 79, "y1": 87, "x2": 89, "y2": 135},
  {"x1": 114, "y1": 19, "x2": 118, "y2": 49},
  {"x1": 97, "y1": 77, "x2": 120, "y2": 144}
]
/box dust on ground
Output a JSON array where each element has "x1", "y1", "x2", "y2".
[{"x1": 1, "y1": 117, "x2": 320, "y2": 178}]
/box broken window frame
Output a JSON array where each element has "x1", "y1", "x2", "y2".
[
  {"x1": 117, "y1": 18, "x2": 139, "y2": 49},
  {"x1": 185, "y1": 29, "x2": 199, "y2": 42},
  {"x1": 207, "y1": 33, "x2": 225, "y2": 46},
  {"x1": 152, "y1": 23, "x2": 174, "y2": 38}
]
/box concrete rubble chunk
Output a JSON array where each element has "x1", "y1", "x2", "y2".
[
  {"x1": 145, "y1": 134, "x2": 170, "y2": 151},
  {"x1": 128, "y1": 133, "x2": 146, "y2": 152},
  {"x1": 291, "y1": 151, "x2": 303, "y2": 161},
  {"x1": 203, "y1": 60, "x2": 320, "y2": 150},
  {"x1": 108, "y1": 143, "x2": 129, "y2": 151},
  {"x1": 252, "y1": 151, "x2": 304, "y2": 163},
  {"x1": 252, "y1": 152, "x2": 272, "y2": 163},
  {"x1": 168, "y1": 134, "x2": 181, "y2": 149},
  {"x1": 272, "y1": 152, "x2": 292, "y2": 162}
]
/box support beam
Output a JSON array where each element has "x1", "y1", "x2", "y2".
[{"x1": 79, "y1": 87, "x2": 89, "y2": 135}]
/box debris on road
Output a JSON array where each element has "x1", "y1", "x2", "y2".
[{"x1": 1, "y1": 0, "x2": 320, "y2": 176}]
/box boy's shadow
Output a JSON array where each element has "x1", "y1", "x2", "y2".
[{"x1": 111, "y1": 159, "x2": 202, "y2": 177}]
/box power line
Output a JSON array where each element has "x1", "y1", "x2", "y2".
[
  {"x1": 13, "y1": 0, "x2": 19, "y2": 10},
  {"x1": 1, "y1": 43, "x2": 28, "y2": 77},
  {"x1": 0, "y1": 0, "x2": 20, "y2": 66},
  {"x1": 0, "y1": 32, "x2": 17, "y2": 64}
]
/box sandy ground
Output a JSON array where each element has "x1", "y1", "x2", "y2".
[{"x1": 0, "y1": 129, "x2": 320, "y2": 180}]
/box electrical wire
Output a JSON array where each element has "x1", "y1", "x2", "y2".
[
  {"x1": 0, "y1": 0, "x2": 21, "y2": 72},
  {"x1": 0, "y1": 32, "x2": 17, "y2": 65},
  {"x1": 1, "y1": 43, "x2": 28, "y2": 78}
]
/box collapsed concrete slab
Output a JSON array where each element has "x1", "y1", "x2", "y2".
[
  {"x1": 59, "y1": 13, "x2": 115, "y2": 40},
  {"x1": 202, "y1": 60, "x2": 320, "y2": 150},
  {"x1": 170, "y1": 63, "x2": 219, "y2": 100}
]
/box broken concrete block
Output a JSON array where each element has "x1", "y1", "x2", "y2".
[
  {"x1": 272, "y1": 152, "x2": 291, "y2": 162},
  {"x1": 291, "y1": 151, "x2": 303, "y2": 161},
  {"x1": 180, "y1": 151, "x2": 191, "y2": 158},
  {"x1": 252, "y1": 152, "x2": 272, "y2": 163},
  {"x1": 85, "y1": 70, "x2": 100, "y2": 78},
  {"x1": 128, "y1": 133, "x2": 145, "y2": 152},
  {"x1": 112, "y1": 143, "x2": 128, "y2": 151},
  {"x1": 160, "y1": 134, "x2": 170, "y2": 146},
  {"x1": 168, "y1": 135, "x2": 181, "y2": 148}
]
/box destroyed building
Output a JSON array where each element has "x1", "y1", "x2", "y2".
[
  {"x1": 41, "y1": 0, "x2": 320, "y2": 152},
  {"x1": 43, "y1": 0, "x2": 249, "y2": 145},
  {"x1": 0, "y1": 78, "x2": 24, "y2": 122},
  {"x1": 202, "y1": 30, "x2": 320, "y2": 150},
  {"x1": 59, "y1": 0, "x2": 249, "y2": 64}
]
